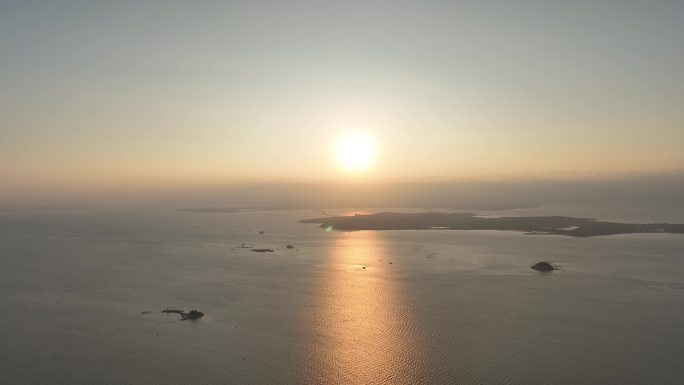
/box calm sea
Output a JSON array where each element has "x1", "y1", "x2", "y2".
[{"x1": 1, "y1": 207, "x2": 683, "y2": 385}]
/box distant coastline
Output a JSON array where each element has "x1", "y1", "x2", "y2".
[
  {"x1": 0, "y1": 205, "x2": 94, "y2": 213},
  {"x1": 299, "y1": 212, "x2": 684, "y2": 237}
]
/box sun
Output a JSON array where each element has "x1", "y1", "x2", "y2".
[{"x1": 335, "y1": 133, "x2": 374, "y2": 172}]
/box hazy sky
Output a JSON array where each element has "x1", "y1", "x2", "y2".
[{"x1": 1, "y1": 0, "x2": 683, "y2": 199}]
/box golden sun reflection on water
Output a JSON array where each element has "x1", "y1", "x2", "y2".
[{"x1": 299, "y1": 231, "x2": 425, "y2": 385}]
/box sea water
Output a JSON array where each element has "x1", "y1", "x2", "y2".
[{"x1": 0, "y1": 208, "x2": 683, "y2": 385}]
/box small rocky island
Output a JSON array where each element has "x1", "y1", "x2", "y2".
[
  {"x1": 531, "y1": 261, "x2": 556, "y2": 271},
  {"x1": 181, "y1": 310, "x2": 204, "y2": 320},
  {"x1": 299, "y1": 212, "x2": 684, "y2": 237}
]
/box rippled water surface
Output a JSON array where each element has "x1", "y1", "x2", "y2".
[{"x1": 1, "y1": 208, "x2": 683, "y2": 384}]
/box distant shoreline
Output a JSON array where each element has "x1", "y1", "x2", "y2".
[{"x1": 299, "y1": 212, "x2": 684, "y2": 237}]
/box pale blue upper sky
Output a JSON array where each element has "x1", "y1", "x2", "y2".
[{"x1": 1, "y1": 0, "x2": 683, "y2": 194}]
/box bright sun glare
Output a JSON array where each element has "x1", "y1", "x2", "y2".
[{"x1": 336, "y1": 133, "x2": 374, "y2": 172}]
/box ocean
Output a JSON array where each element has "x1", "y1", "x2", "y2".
[{"x1": 1, "y1": 207, "x2": 683, "y2": 385}]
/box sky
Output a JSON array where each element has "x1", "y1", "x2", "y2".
[{"x1": 1, "y1": 0, "x2": 683, "y2": 205}]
